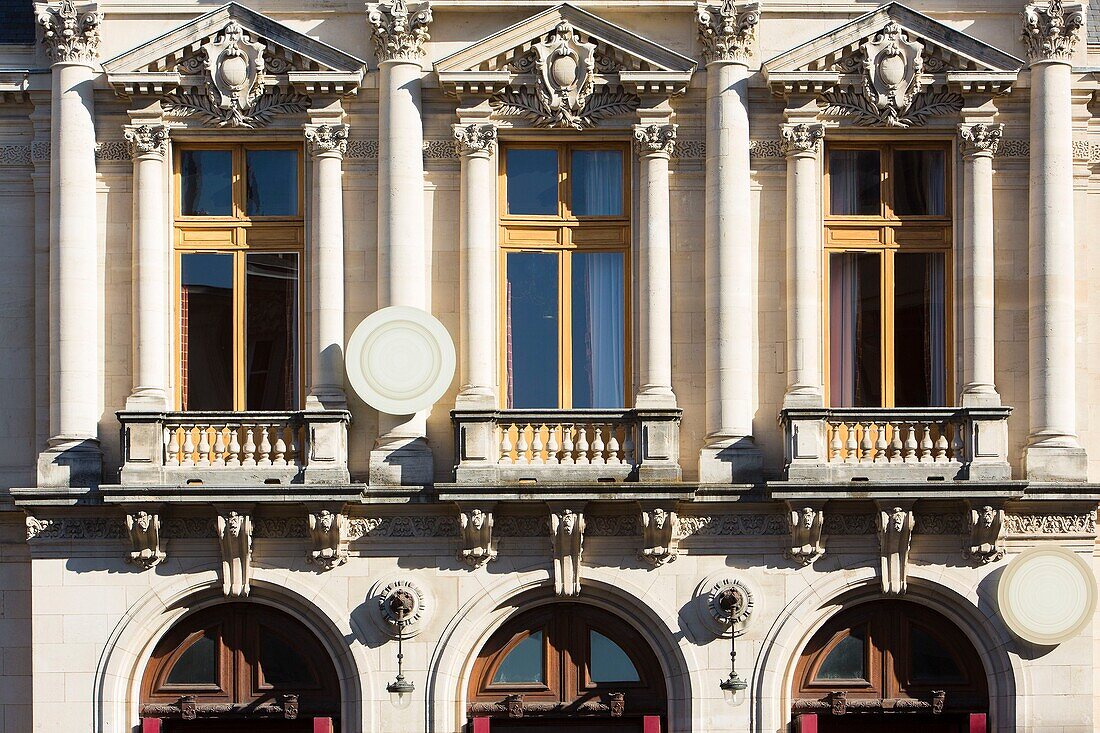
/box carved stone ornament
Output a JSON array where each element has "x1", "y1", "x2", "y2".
[
  {"x1": 705, "y1": 577, "x2": 754, "y2": 628},
  {"x1": 36, "y1": 0, "x2": 101, "y2": 64},
  {"x1": 217, "y1": 510, "x2": 252, "y2": 597},
  {"x1": 959, "y1": 122, "x2": 1003, "y2": 157},
  {"x1": 639, "y1": 507, "x2": 680, "y2": 567},
  {"x1": 452, "y1": 123, "x2": 497, "y2": 157},
  {"x1": 633, "y1": 123, "x2": 677, "y2": 157},
  {"x1": 550, "y1": 508, "x2": 585, "y2": 596},
  {"x1": 458, "y1": 508, "x2": 497, "y2": 568},
  {"x1": 367, "y1": 0, "x2": 433, "y2": 64},
  {"x1": 306, "y1": 509, "x2": 348, "y2": 571},
  {"x1": 126, "y1": 511, "x2": 167, "y2": 570},
  {"x1": 781, "y1": 123, "x2": 825, "y2": 156},
  {"x1": 305, "y1": 123, "x2": 349, "y2": 156},
  {"x1": 696, "y1": 0, "x2": 760, "y2": 64},
  {"x1": 25, "y1": 515, "x2": 54, "y2": 541},
  {"x1": 164, "y1": 21, "x2": 310, "y2": 128},
  {"x1": 377, "y1": 578, "x2": 428, "y2": 633},
  {"x1": 1022, "y1": 0, "x2": 1084, "y2": 63},
  {"x1": 964, "y1": 505, "x2": 1005, "y2": 565},
  {"x1": 124, "y1": 124, "x2": 170, "y2": 158},
  {"x1": 876, "y1": 506, "x2": 913, "y2": 595},
  {"x1": 785, "y1": 506, "x2": 825, "y2": 566}
]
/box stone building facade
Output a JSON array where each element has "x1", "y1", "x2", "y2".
[{"x1": 0, "y1": 0, "x2": 1099, "y2": 731}]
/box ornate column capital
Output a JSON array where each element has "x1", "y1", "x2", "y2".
[
  {"x1": 633, "y1": 123, "x2": 677, "y2": 158},
  {"x1": 958, "y1": 122, "x2": 1004, "y2": 158},
  {"x1": 367, "y1": 0, "x2": 432, "y2": 64},
  {"x1": 696, "y1": 0, "x2": 760, "y2": 65},
  {"x1": 1021, "y1": 0, "x2": 1084, "y2": 64},
  {"x1": 780, "y1": 122, "x2": 824, "y2": 157},
  {"x1": 305, "y1": 123, "x2": 350, "y2": 157},
  {"x1": 452, "y1": 122, "x2": 497, "y2": 158},
  {"x1": 123, "y1": 124, "x2": 170, "y2": 159},
  {"x1": 36, "y1": 0, "x2": 100, "y2": 65}
]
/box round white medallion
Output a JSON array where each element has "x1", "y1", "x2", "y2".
[
  {"x1": 345, "y1": 306, "x2": 456, "y2": 416},
  {"x1": 998, "y1": 546, "x2": 1097, "y2": 645}
]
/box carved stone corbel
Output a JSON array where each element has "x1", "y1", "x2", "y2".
[
  {"x1": 217, "y1": 510, "x2": 252, "y2": 597},
  {"x1": 639, "y1": 505, "x2": 679, "y2": 567},
  {"x1": 307, "y1": 508, "x2": 348, "y2": 570},
  {"x1": 458, "y1": 506, "x2": 497, "y2": 568},
  {"x1": 964, "y1": 502, "x2": 1005, "y2": 565},
  {"x1": 784, "y1": 502, "x2": 825, "y2": 566},
  {"x1": 876, "y1": 503, "x2": 914, "y2": 595},
  {"x1": 125, "y1": 510, "x2": 166, "y2": 570},
  {"x1": 549, "y1": 506, "x2": 585, "y2": 596}
]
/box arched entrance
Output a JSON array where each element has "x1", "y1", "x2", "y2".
[
  {"x1": 139, "y1": 602, "x2": 342, "y2": 732},
  {"x1": 790, "y1": 600, "x2": 989, "y2": 732},
  {"x1": 467, "y1": 603, "x2": 666, "y2": 732}
]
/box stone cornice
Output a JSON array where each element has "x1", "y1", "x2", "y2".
[
  {"x1": 696, "y1": 0, "x2": 760, "y2": 64},
  {"x1": 305, "y1": 123, "x2": 350, "y2": 156},
  {"x1": 35, "y1": 0, "x2": 100, "y2": 65},
  {"x1": 367, "y1": 0, "x2": 432, "y2": 64},
  {"x1": 1021, "y1": 0, "x2": 1084, "y2": 64}
]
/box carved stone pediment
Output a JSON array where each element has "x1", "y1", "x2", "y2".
[{"x1": 435, "y1": 3, "x2": 695, "y2": 129}]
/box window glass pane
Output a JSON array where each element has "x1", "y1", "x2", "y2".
[
  {"x1": 894, "y1": 252, "x2": 946, "y2": 407},
  {"x1": 893, "y1": 150, "x2": 946, "y2": 216},
  {"x1": 505, "y1": 252, "x2": 559, "y2": 408},
  {"x1": 246, "y1": 253, "x2": 299, "y2": 411},
  {"x1": 246, "y1": 149, "x2": 299, "y2": 216},
  {"x1": 181, "y1": 253, "x2": 234, "y2": 410},
  {"x1": 166, "y1": 634, "x2": 217, "y2": 685},
  {"x1": 571, "y1": 252, "x2": 625, "y2": 408},
  {"x1": 571, "y1": 149, "x2": 623, "y2": 216},
  {"x1": 259, "y1": 632, "x2": 315, "y2": 687},
  {"x1": 492, "y1": 631, "x2": 544, "y2": 684},
  {"x1": 815, "y1": 630, "x2": 866, "y2": 681},
  {"x1": 589, "y1": 631, "x2": 640, "y2": 683},
  {"x1": 909, "y1": 625, "x2": 963, "y2": 682},
  {"x1": 507, "y1": 148, "x2": 558, "y2": 215},
  {"x1": 180, "y1": 150, "x2": 232, "y2": 216},
  {"x1": 829, "y1": 150, "x2": 880, "y2": 216},
  {"x1": 829, "y1": 252, "x2": 881, "y2": 407}
]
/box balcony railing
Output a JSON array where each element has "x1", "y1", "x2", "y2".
[
  {"x1": 452, "y1": 408, "x2": 682, "y2": 483},
  {"x1": 118, "y1": 410, "x2": 351, "y2": 486},
  {"x1": 780, "y1": 406, "x2": 1012, "y2": 482}
]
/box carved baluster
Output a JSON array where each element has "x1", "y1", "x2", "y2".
[
  {"x1": 257, "y1": 425, "x2": 272, "y2": 466},
  {"x1": 933, "y1": 426, "x2": 949, "y2": 463},
  {"x1": 212, "y1": 427, "x2": 227, "y2": 467},
  {"x1": 607, "y1": 427, "x2": 621, "y2": 465},
  {"x1": 531, "y1": 424, "x2": 546, "y2": 464},
  {"x1": 859, "y1": 422, "x2": 874, "y2": 463},
  {"x1": 287, "y1": 425, "x2": 300, "y2": 466},
  {"x1": 591, "y1": 426, "x2": 606, "y2": 465},
  {"x1": 623, "y1": 428, "x2": 635, "y2": 465},
  {"x1": 918, "y1": 424, "x2": 933, "y2": 463},
  {"x1": 888, "y1": 422, "x2": 904, "y2": 463},
  {"x1": 242, "y1": 427, "x2": 258, "y2": 466},
  {"x1": 561, "y1": 425, "x2": 575, "y2": 465},
  {"x1": 829, "y1": 422, "x2": 843, "y2": 463},
  {"x1": 226, "y1": 426, "x2": 242, "y2": 467},
  {"x1": 903, "y1": 424, "x2": 918, "y2": 463},
  {"x1": 546, "y1": 425, "x2": 561, "y2": 465},
  {"x1": 873, "y1": 422, "x2": 889, "y2": 463},
  {"x1": 844, "y1": 423, "x2": 858, "y2": 464},
  {"x1": 951, "y1": 421, "x2": 965, "y2": 462},
  {"x1": 575, "y1": 427, "x2": 590, "y2": 465},
  {"x1": 273, "y1": 426, "x2": 288, "y2": 466},
  {"x1": 498, "y1": 425, "x2": 514, "y2": 465},
  {"x1": 182, "y1": 426, "x2": 196, "y2": 466},
  {"x1": 166, "y1": 427, "x2": 180, "y2": 466},
  {"x1": 516, "y1": 424, "x2": 531, "y2": 464}
]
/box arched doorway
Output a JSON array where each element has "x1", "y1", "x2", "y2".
[
  {"x1": 791, "y1": 600, "x2": 989, "y2": 732},
  {"x1": 140, "y1": 602, "x2": 341, "y2": 732},
  {"x1": 467, "y1": 603, "x2": 666, "y2": 732}
]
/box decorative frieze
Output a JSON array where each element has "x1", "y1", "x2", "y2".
[
  {"x1": 452, "y1": 123, "x2": 497, "y2": 157},
  {"x1": 36, "y1": 0, "x2": 101, "y2": 64},
  {"x1": 780, "y1": 123, "x2": 825, "y2": 156},
  {"x1": 999, "y1": 139, "x2": 1030, "y2": 157},
  {"x1": 123, "y1": 124, "x2": 170, "y2": 158},
  {"x1": 94, "y1": 140, "x2": 131, "y2": 161},
  {"x1": 964, "y1": 505, "x2": 1005, "y2": 565},
  {"x1": 958, "y1": 122, "x2": 1003, "y2": 157},
  {"x1": 216, "y1": 511, "x2": 252, "y2": 597},
  {"x1": 1021, "y1": 0, "x2": 1084, "y2": 63},
  {"x1": 346, "y1": 515, "x2": 459, "y2": 539},
  {"x1": 677, "y1": 513, "x2": 787, "y2": 538},
  {"x1": 1003, "y1": 512, "x2": 1097, "y2": 535},
  {"x1": 876, "y1": 506, "x2": 913, "y2": 595},
  {"x1": 550, "y1": 508, "x2": 585, "y2": 596},
  {"x1": 0, "y1": 145, "x2": 32, "y2": 165},
  {"x1": 696, "y1": 0, "x2": 760, "y2": 64},
  {"x1": 367, "y1": 0, "x2": 432, "y2": 63},
  {"x1": 125, "y1": 511, "x2": 166, "y2": 569},
  {"x1": 305, "y1": 123, "x2": 349, "y2": 157},
  {"x1": 633, "y1": 123, "x2": 677, "y2": 157}
]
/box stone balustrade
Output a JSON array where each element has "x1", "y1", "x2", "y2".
[
  {"x1": 452, "y1": 408, "x2": 682, "y2": 483},
  {"x1": 781, "y1": 406, "x2": 1012, "y2": 482},
  {"x1": 118, "y1": 410, "x2": 351, "y2": 486}
]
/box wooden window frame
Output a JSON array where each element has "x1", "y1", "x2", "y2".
[
  {"x1": 173, "y1": 143, "x2": 305, "y2": 411},
  {"x1": 498, "y1": 141, "x2": 633, "y2": 409},
  {"x1": 822, "y1": 140, "x2": 954, "y2": 408}
]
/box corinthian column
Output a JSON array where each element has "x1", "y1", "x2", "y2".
[
  {"x1": 780, "y1": 123, "x2": 825, "y2": 408},
  {"x1": 367, "y1": 0, "x2": 434, "y2": 484},
  {"x1": 453, "y1": 122, "x2": 497, "y2": 408},
  {"x1": 124, "y1": 123, "x2": 171, "y2": 411},
  {"x1": 305, "y1": 122, "x2": 349, "y2": 410},
  {"x1": 696, "y1": 1, "x2": 762, "y2": 482},
  {"x1": 35, "y1": 0, "x2": 102, "y2": 487},
  {"x1": 1021, "y1": 0, "x2": 1087, "y2": 481}
]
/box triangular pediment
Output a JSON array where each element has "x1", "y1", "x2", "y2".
[
  {"x1": 104, "y1": 2, "x2": 366, "y2": 96},
  {"x1": 764, "y1": 3, "x2": 1023, "y2": 96}
]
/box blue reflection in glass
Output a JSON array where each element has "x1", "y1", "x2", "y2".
[
  {"x1": 571, "y1": 150, "x2": 622, "y2": 216},
  {"x1": 246, "y1": 149, "x2": 299, "y2": 216},
  {"x1": 492, "y1": 631, "x2": 544, "y2": 684},
  {"x1": 589, "y1": 631, "x2": 639, "y2": 683},
  {"x1": 180, "y1": 150, "x2": 232, "y2": 216},
  {"x1": 506, "y1": 148, "x2": 558, "y2": 215},
  {"x1": 506, "y1": 252, "x2": 559, "y2": 408},
  {"x1": 572, "y1": 252, "x2": 624, "y2": 408}
]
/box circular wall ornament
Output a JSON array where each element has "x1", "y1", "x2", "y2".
[
  {"x1": 998, "y1": 546, "x2": 1097, "y2": 645},
  {"x1": 345, "y1": 306, "x2": 456, "y2": 415},
  {"x1": 372, "y1": 578, "x2": 429, "y2": 638},
  {"x1": 692, "y1": 575, "x2": 755, "y2": 636}
]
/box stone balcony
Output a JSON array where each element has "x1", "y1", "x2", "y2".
[
  {"x1": 780, "y1": 406, "x2": 1013, "y2": 483},
  {"x1": 451, "y1": 408, "x2": 682, "y2": 484},
  {"x1": 117, "y1": 410, "x2": 351, "y2": 486}
]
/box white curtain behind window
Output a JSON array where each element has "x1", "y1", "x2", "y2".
[{"x1": 576, "y1": 252, "x2": 625, "y2": 408}]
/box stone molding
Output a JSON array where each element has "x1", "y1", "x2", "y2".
[
  {"x1": 123, "y1": 123, "x2": 170, "y2": 158},
  {"x1": 1021, "y1": 0, "x2": 1084, "y2": 63},
  {"x1": 96, "y1": 140, "x2": 134, "y2": 161},
  {"x1": 452, "y1": 123, "x2": 497, "y2": 158},
  {"x1": 367, "y1": 0, "x2": 432, "y2": 64},
  {"x1": 696, "y1": 0, "x2": 760, "y2": 64},
  {"x1": 304, "y1": 123, "x2": 349, "y2": 157},
  {"x1": 0, "y1": 145, "x2": 32, "y2": 165},
  {"x1": 780, "y1": 122, "x2": 825, "y2": 156},
  {"x1": 958, "y1": 122, "x2": 1004, "y2": 157},
  {"x1": 36, "y1": 0, "x2": 100, "y2": 64},
  {"x1": 633, "y1": 123, "x2": 677, "y2": 157}
]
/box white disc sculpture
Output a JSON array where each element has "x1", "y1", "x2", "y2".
[
  {"x1": 998, "y1": 546, "x2": 1097, "y2": 645},
  {"x1": 345, "y1": 306, "x2": 456, "y2": 416}
]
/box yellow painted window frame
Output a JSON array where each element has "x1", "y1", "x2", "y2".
[
  {"x1": 172, "y1": 142, "x2": 306, "y2": 412},
  {"x1": 497, "y1": 140, "x2": 633, "y2": 409},
  {"x1": 822, "y1": 140, "x2": 954, "y2": 408}
]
